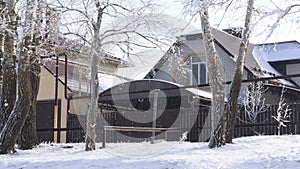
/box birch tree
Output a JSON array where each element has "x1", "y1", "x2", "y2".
[
  {"x1": 200, "y1": 9, "x2": 226, "y2": 148},
  {"x1": 0, "y1": 0, "x2": 4, "y2": 86},
  {"x1": 225, "y1": 0, "x2": 255, "y2": 143},
  {"x1": 180, "y1": 0, "x2": 255, "y2": 147},
  {"x1": 180, "y1": 0, "x2": 300, "y2": 146},
  {"x1": 85, "y1": 0, "x2": 102, "y2": 151},
  {"x1": 18, "y1": 0, "x2": 45, "y2": 150},
  {"x1": 180, "y1": 0, "x2": 298, "y2": 147},
  {"x1": 50, "y1": 0, "x2": 167, "y2": 151},
  {"x1": 0, "y1": 0, "x2": 37, "y2": 154},
  {"x1": 0, "y1": 0, "x2": 17, "y2": 132},
  {"x1": 182, "y1": 0, "x2": 227, "y2": 148},
  {"x1": 225, "y1": 0, "x2": 299, "y2": 143}
]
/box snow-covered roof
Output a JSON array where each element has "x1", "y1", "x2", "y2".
[
  {"x1": 115, "y1": 49, "x2": 165, "y2": 80},
  {"x1": 99, "y1": 79, "x2": 213, "y2": 101},
  {"x1": 182, "y1": 29, "x2": 203, "y2": 36},
  {"x1": 251, "y1": 41, "x2": 300, "y2": 87},
  {"x1": 98, "y1": 72, "x2": 129, "y2": 91},
  {"x1": 252, "y1": 46, "x2": 282, "y2": 77},
  {"x1": 255, "y1": 41, "x2": 300, "y2": 62},
  {"x1": 185, "y1": 88, "x2": 212, "y2": 99}
]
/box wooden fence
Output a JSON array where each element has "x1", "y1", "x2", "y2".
[
  {"x1": 234, "y1": 103, "x2": 300, "y2": 137},
  {"x1": 66, "y1": 103, "x2": 300, "y2": 143}
]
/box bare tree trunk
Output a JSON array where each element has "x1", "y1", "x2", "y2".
[
  {"x1": 199, "y1": 9, "x2": 226, "y2": 148},
  {"x1": 225, "y1": 0, "x2": 254, "y2": 143},
  {"x1": 0, "y1": 0, "x2": 5, "y2": 87},
  {"x1": 85, "y1": 52, "x2": 99, "y2": 151},
  {"x1": 18, "y1": 0, "x2": 41, "y2": 150},
  {"x1": 0, "y1": 0, "x2": 36, "y2": 154},
  {"x1": 85, "y1": 1, "x2": 103, "y2": 151},
  {"x1": 0, "y1": 62, "x2": 31, "y2": 154},
  {"x1": 0, "y1": 0, "x2": 17, "y2": 131},
  {"x1": 18, "y1": 55, "x2": 40, "y2": 149}
]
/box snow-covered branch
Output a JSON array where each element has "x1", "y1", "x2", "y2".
[
  {"x1": 181, "y1": 0, "x2": 234, "y2": 18},
  {"x1": 241, "y1": 82, "x2": 269, "y2": 125},
  {"x1": 272, "y1": 86, "x2": 292, "y2": 136},
  {"x1": 253, "y1": 1, "x2": 300, "y2": 41},
  {"x1": 62, "y1": 32, "x2": 92, "y2": 46},
  {"x1": 264, "y1": 4, "x2": 300, "y2": 40}
]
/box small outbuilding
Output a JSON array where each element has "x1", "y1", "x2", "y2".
[{"x1": 97, "y1": 79, "x2": 212, "y2": 143}]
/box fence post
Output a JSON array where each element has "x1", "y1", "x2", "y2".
[
  {"x1": 151, "y1": 89, "x2": 160, "y2": 144},
  {"x1": 102, "y1": 127, "x2": 107, "y2": 148}
]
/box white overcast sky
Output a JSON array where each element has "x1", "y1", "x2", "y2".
[{"x1": 158, "y1": 0, "x2": 300, "y2": 44}]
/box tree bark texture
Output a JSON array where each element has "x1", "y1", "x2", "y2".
[
  {"x1": 0, "y1": 55, "x2": 31, "y2": 154},
  {"x1": 85, "y1": 2, "x2": 103, "y2": 151},
  {"x1": 18, "y1": 56, "x2": 40, "y2": 149},
  {"x1": 199, "y1": 9, "x2": 226, "y2": 148},
  {"x1": 225, "y1": 0, "x2": 254, "y2": 143},
  {"x1": 0, "y1": 0, "x2": 36, "y2": 154},
  {"x1": 0, "y1": 0, "x2": 5, "y2": 87},
  {"x1": 85, "y1": 52, "x2": 99, "y2": 151},
  {"x1": 0, "y1": 0, "x2": 17, "y2": 131},
  {"x1": 18, "y1": 0, "x2": 41, "y2": 150}
]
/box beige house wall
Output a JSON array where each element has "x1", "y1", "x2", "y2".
[
  {"x1": 37, "y1": 59, "x2": 122, "y2": 143},
  {"x1": 70, "y1": 98, "x2": 89, "y2": 115},
  {"x1": 37, "y1": 67, "x2": 70, "y2": 143}
]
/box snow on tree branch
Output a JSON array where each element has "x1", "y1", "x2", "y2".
[
  {"x1": 180, "y1": 0, "x2": 235, "y2": 21},
  {"x1": 272, "y1": 86, "x2": 292, "y2": 136},
  {"x1": 253, "y1": 1, "x2": 300, "y2": 41},
  {"x1": 241, "y1": 81, "x2": 269, "y2": 125},
  {"x1": 47, "y1": 0, "x2": 172, "y2": 60}
]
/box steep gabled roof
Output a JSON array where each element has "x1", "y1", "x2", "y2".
[
  {"x1": 212, "y1": 28, "x2": 261, "y2": 76},
  {"x1": 178, "y1": 28, "x2": 295, "y2": 87},
  {"x1": 213, "y1": 28, "x2": 297, "y2": 87}
]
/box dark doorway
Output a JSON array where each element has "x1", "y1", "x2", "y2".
[{"x1": 36, "y1": 100, "x2": 61, "y2": 143}]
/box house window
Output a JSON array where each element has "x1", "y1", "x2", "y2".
[{"x1": 188, "y1": 56, "x2": 208, "y2": 85}]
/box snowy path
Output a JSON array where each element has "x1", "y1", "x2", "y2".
[{"x1": 0, "y1": 135, "x2": 300, "y2": 169}]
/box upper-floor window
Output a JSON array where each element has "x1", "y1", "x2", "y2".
[{"x1": 187, "y1": 56, "x2": 208, "y2": 85}]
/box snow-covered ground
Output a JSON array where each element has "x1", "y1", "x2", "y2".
[{"x1": 0, "y1": 135, "x2": 300, "y2": 169}]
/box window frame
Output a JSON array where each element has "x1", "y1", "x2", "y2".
[{"x1": 188, "y1": 56, "x2": 208, "y2": 85}]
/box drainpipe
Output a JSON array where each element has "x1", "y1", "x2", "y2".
[
  {"x1": 63, "y1": 53, "x2": 73, "y2": 119},
  {"x1": 62, "y1": 53, "x2": 89, "y2": 101},
  {"x1": 54, "y1": 54, "x2": 59, "y2": 143},
  {"x1": 63, "y1": 53, "x2": 71, "y2": 101},
  {"x1": 55, "y1": 53, "x2": 72, "y2": 143}
]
